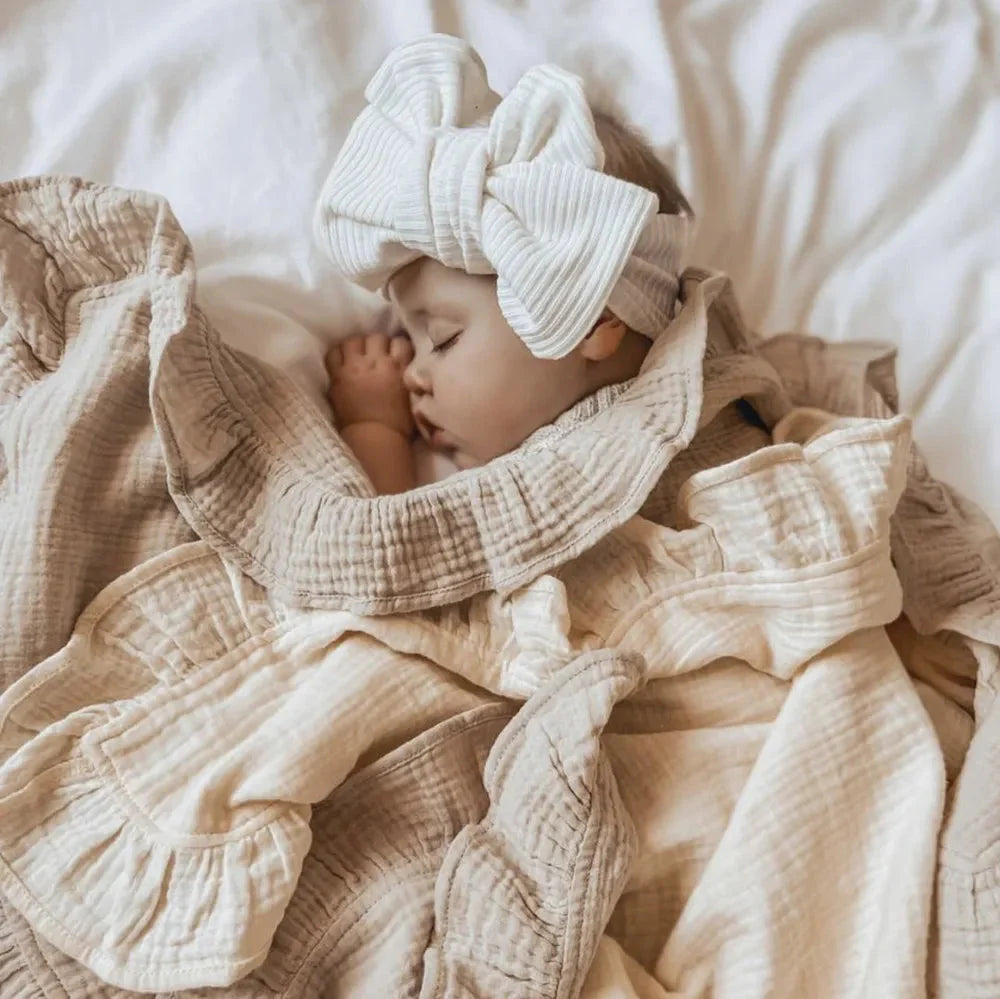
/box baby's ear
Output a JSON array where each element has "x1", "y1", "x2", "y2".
[{"x1": 579, "y1": 312, "x2": 628, "y2": 361}]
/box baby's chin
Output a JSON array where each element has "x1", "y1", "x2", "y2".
[
  {"x1": 424, "y1": 435, "x2": 482, "y2": 470},
  {"x1": 410, "y1": 406, "x2": 516, "y2": 469},
  {"x1": 449, "y1": 448, "x2": 482, "y2": 471}
]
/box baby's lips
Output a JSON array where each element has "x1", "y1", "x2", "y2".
[
  {"x1": 429, "y1": 427, "x2": 453, "y2": 449},
  {"x1": 412, "y1": 408, "x2": 435, "y2": 444},
  {"x1": 412, "y1": 408, "x2": 457, "y2": 453}
]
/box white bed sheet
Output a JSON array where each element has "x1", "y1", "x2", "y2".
[{"x1": 2, "y1": 0, "x2": 997, "y2": 523}]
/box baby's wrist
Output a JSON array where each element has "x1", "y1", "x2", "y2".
[{"x1": 339, "y1": 418, "x2": 412, "y2": 441}]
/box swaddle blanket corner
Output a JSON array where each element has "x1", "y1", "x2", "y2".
[{"x1": 0, "y1": 176, "x2": 997, "y2": 997}]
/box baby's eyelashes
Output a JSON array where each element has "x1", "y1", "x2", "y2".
[{"x1": 431, "y1": 330, "x2": 462, "y2": 354}]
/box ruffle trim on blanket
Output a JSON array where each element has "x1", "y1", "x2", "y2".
[
  {"x1": 558, "y1": 414, "x2": 910, "y2": 681},
  {"x1": 420, "y1": 651, "x2": 643, "y2": 998},
  {"x1": 0, "y1": 404, "x2": 913, "y2": 990},
  {"x1": 0, "y1": 546, "x2": 312, "y2": 990},
  {"x1": 0, "y1": 176, "x2": 190, "y2": 387},
  {"x1": 152, "y1": 272, "x2": 715, "y2": 612}
]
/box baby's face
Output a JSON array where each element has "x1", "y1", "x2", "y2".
[{"x1": 388, "y1": 257, "x2": 590, "y2": 465}]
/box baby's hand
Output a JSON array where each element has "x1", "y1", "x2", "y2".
[{"x1": 326, "y1": 333, "x2": 415, "y2": 439}]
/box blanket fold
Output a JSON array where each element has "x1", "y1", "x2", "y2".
[
  {"x1": 0, "y1": 397, "x2": 920, "y2": 988},
  {"x1": 759, "y1": 333, "x2": 1000, "y2": 997}
]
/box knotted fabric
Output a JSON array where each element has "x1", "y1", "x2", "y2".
[{"x1": 314, "y1": 34, "x2": 691, "y2": 359}]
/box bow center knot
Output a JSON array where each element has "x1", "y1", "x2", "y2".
[{"x1": 395, "y1": 126, "x2": 493, "y2": 273}]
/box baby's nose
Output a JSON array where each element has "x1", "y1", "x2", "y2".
[{"x1": 403, "y1": 359, "x2": 431, "y2": 395}]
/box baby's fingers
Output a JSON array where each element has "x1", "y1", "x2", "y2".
[
  {"x1": 325, "y1": 342, "x2": 344, "y2": 375},
  {"x1": 342, "y1": 336, "x2": 366, "y2": 358},
  {"x1": 363, "y1": 332, "x2": 390, "y2": 356},
  {"x1": 389, "y1": 335, "x2": 414, "y2": 366}
]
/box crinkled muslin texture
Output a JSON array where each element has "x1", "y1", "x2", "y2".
[
  {"x1": 313, "y1": 34, "x2": 690, "y2": 359},
  {"x1": 0, "y1": 176, "x2": 998, "y2": 998}
]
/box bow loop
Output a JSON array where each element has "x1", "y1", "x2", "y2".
[
  {"x1": 487, "y1": 64, "x2": 605, "y2": 173},
  {"x1": 364, "y1": 33, "x2": 499, "y2": 135}
]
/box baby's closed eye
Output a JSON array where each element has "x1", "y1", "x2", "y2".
[{"x1": 432, "y1": 329, "x2": 463, "y2": 354}]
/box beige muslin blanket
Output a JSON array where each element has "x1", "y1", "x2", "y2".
[{"x1": 0, "y1": 178, "x2": 997, "y2": 998}]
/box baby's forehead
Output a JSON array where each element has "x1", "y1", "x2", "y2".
[
  {"x1": 387, "y1": 257, "x2": 492, "y2": 320},
  {"x1": 388, "y1": 257, "x2": 456, "y2": 303}
]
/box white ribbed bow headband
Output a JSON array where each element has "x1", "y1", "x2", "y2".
[{"x1": 314, "y1": 34, "x2": 691, "y2": 359}]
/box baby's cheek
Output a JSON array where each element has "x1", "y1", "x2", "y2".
[
  {"x1": 447, "y1": 357, "x2": 551, "y2": 457},
  {"x1": 477, "y1": 407, "x2": 548, "y2": 461},
  {"x1": 449, "y1": 392, "x2": 514, "y2": 458}
]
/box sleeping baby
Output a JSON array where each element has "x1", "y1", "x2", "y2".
[
  {"x1": 314, "y1": 33, "x2": 693, "y2": 494},
  {"x1": 0, "y1": 34, "x2": 944, "y2": 992}
]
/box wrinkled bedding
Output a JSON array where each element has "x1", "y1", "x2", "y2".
[{"x1": 1, "y1": 178, "x2": 998, "y2": 998}]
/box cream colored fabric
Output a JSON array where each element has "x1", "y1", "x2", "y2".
[
  {"x1": 0, "y1": 177, "x2": 998, "y2": 998},
  {"x1": 758, "y1": 334, "x2": 1000, "y2": 998},
  {"x1": 0, "y1": 179, "x2": 196, "y2": 691},
  {"x1": 0, "y1": 414, "x2": 935, "y2": 995},
  {"x1": 314, "y1": 34, "x2": 690, "y2": 359}
]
